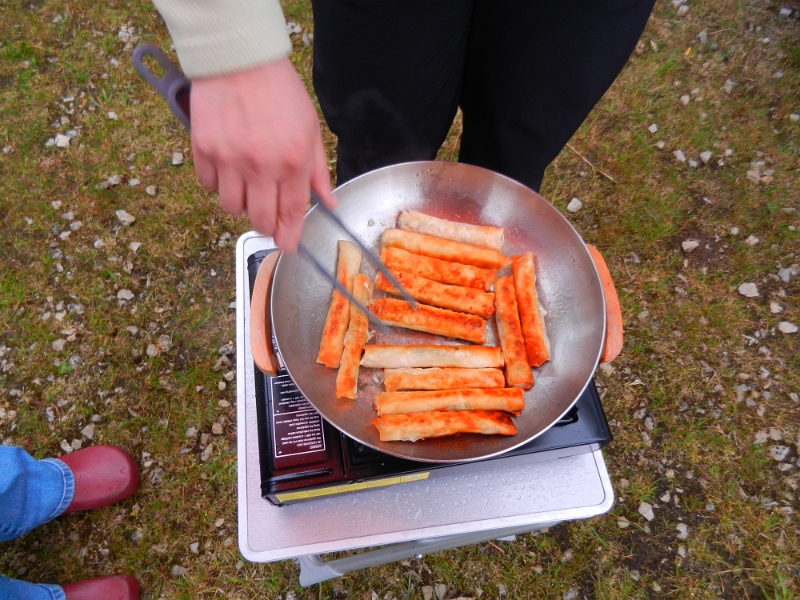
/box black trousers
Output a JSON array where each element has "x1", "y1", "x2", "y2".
[{"x1": 311, "y1": 0, "x2": 655, "y2": 192}]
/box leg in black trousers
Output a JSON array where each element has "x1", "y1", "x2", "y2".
[
  {"x1": 312, "y1": 0, "x2": 655, "y2": 191},
  {"x1": 311, "y1": 0, "x2": 474, "y2": 185}
]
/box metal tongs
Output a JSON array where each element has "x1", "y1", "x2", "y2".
[
  {"x1": 132, "y1": 44, "x2": 416, "y2": 334},
  {"x1": 299, "y1": 192, "x2": 416, "y2": 336}
]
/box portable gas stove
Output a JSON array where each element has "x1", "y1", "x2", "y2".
[
  {"x1": 250, "y1": 247, "x2": 612, "y2": 506},
  {"x1": 236, "y1": 233, "x2": 615, "y2": 586}
]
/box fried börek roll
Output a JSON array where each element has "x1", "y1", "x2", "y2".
[
  {"x1": 374, "y1": 388, "x2": 525, "y2": 416},
  {"x1": 361, "y1": 345, "x2": 504, "y2": 369},
  {"x1": 381, "y1": 247, "x2": 495, "y2": 291},
  {"x1": 372, "y1": 410, "x2": 517, "y2": 441},
  {"x1": 383, "y1": 367, "x2": 505, "y2": 392},
  {"x1": 316, "y1": 241, "x2": 362, "y2": 368},
  {"x1": 375, "y1": 270, "x2": 495, "y2": 318},
  {"x1": 382, "y1": 228, "x2": 509, "y2": 270},
  {"x1": 511, "y1": 252, "x2": 550, "y2": 368},
  {"x1": 397, "y1": 211, "x2": 505, "y2": 251},
  {"x1": 335, "y1": 274, "x2": 373, "y2": 399},
  {"x1": 494, "y1": 276, "x2": 534, "y2": 389},
  {"x1": 369, "y1": 298, "x2": 487, "y2": 344}
]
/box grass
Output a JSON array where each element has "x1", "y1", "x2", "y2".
[{"x1": 1, "y1": 0, "x2": 799, "y2": 598}]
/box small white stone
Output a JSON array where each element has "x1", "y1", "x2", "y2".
[
  {"x1": 769, "y1": 302, "x2": 783, "y2": 314},
  {"x1": 682, "y1": 239, "x2": 700, "y2": 253},
  {"x1": 93, "y1": 239, "x2": 104, "y2": 249},
  {"x1": 738, "y1": 282, "x2": 759, "y2": 298},
  {"x1": 789, "y1": 114, "x2": 799, "y2": 122},
  {"x1": 687, "y1": 159, "x2": 699, "y2": 168},
  {"x1": 55, "y1": 134, "x2": 71, "y2": 148},
  {"x1": 655, "y1": 141, "x2": 665, "y2": 149},
  {"x1": 745, "y1": 235, "x2": 759, "y2": 245},
  {"x1": 116, "y1": 210, "x2": 136, "y2": 226},
  {"x1": 130, "y1": 242, "x2": 141, "y2": 252},
  {"x1": 81, "y1": 424, "x2": 95, "y2": 439},
  {"x1": 648, "y1": 123, "x2": 658, "y2": 133},
  {"x1": 107, "y1": 111, "x2": 118, "y2": 120},
  {"x1": 598, "y1": 362, "x2": 615, "y2": 375},
  {"x1": 145, "y1": 185, "x2": 158, "y2": 196},
  {"x1": 771, "y1": 445, "x2": 791, "y2": 461},
  {"x1": 51, "y1": 200, "x2": 62, "y2": 209},
  {"x1": 52, "y1": 339, "x2": 66, "y2": 351},
  {"x1": 724, "y1": 148, "x2": 734, "y2": 156},
  {"x1": 189, "y1": 542, "x2": 199, "y2": 554},
  {"x1": 674, "y1": 149, "x2": 686, "y2": 162},
  {"x1": 773, "y1": 71, "x2": 784, "y2": 79},
  {"x1": 617, "y1": 516, "x2": 631, "y2": 529},
  {"x1": 680, "y1": 95, "x2": 690, "y2": 105},
  {"x1": 677, "y1": 545, "x2": 687, "y2": 558},
  {"x1": 146, "y1": 344, "x2": 158, "y2": 357},
  {"x1": 778, "y1": 321, "x2": 798, "y2": 334},
  {"x1": 218, "y1": 381, "x2": 227, "y2": 391},
  {"x1": 129, "y1": 178, "x2": 140, "y2": 187},
  {"x1": 723, "y1": 79, "x2": 735, "y2": 94},
  {"x1": 699, "y1": 151, "x2": 712, "y2": 164},
  {"x1": 566, "y1": 198, "x2": 583, "y2": 213},
  {"x1": 677, "y1": 4, "x2": 689, "y2": 15},
  {"x1": 117, "y1": 289, "x2": 135, "y2": 301},
  {"x1": 730, "y1": 226, "x2": 740, "y2": 235},
  {"x1": 779, "y1": 7, "x2": 793, "y2": 16},
  {"x1": 676, "y1": 523, "x2": 689, "y2": 540},
  {"x1": 638, "y1": 502, "x2": 655, "y2": 521},
  {"x1": 172, "y1": 152, "x2": 184, "y2": 165}
]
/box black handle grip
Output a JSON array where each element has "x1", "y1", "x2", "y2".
[{"x1": 133, "y1": 43, "x2": 192, "y2": 131}]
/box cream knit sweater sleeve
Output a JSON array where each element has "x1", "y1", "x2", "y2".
[{"x1": 152, "y1": 0, "x2": 292, "y2": 78}]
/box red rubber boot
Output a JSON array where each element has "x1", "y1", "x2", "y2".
[
  {"x1": 62, "y1": 575, "x2": 140, "y2": 600},
  {"x1": 59, "y1": 445, "x2": 140, "y2": 515}
]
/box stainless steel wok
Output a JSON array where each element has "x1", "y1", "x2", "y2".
[{"x1": 271, "y1": 161, "x2": 606, "y2": 463}]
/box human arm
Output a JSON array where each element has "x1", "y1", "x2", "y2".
[{"x1": 152, "y1": 0, "x2": 335, "y2": 251}]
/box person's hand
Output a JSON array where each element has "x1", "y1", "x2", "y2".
[{"x1": 190, "y1": 58, "x2": 335, "y2": 251}]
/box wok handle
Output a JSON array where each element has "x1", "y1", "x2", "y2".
[
  {"x1": 586, "y1": 245, "x2": 623, "y2": 364},
  {"x1": 250, "y1": 251, "x2": 281, "y2": 377}
]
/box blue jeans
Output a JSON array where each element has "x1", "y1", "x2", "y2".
[{"x1": 0, "y1": 445, "x2": 74, "y2": 600}]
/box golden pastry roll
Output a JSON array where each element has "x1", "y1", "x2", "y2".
[
  {"x1": 369, "y1": 298, "x2": 487, "y2": 344},
  {"x1": 397, "y1": 210, "x2": 505, "y2": 251},
  {"x1": 382, "y1": 228, "x2": 509, "y2": 270},
  {"x1": 361, "y1": 345, "x2": 504, "y2": 368},
  {"x1": 374, "y1": 388, "x2": 525, "y2": 416},
  {"x1": 381, "y1": 247, "x2": 495, "y2": 291},
  {"x1": 375, "y1": 270, "x2": 495, "y2": 318},
  {"x1": 335, "y1": 275, "x2": 373, "y2": 399},
  {"x1": 383, "y1": 367, "x2": 505, "y2": 392},
  {"x1": 372, "y1": 410, "x2": 517, "y2": 441},
  {"x1": 494, "y1": 276, "x2": 534, "y2": 389},
  {"x1": 511, "y1": 252, "x2": 551, "y2": 368},
  {"x1": 316, "y1": 240, "x2": 362, "y2": 368}
]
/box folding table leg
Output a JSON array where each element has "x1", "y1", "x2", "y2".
[{"x1": 297, "y1": 521, "x2": 562, "y2": 586}]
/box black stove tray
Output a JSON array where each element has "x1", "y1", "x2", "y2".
[{"x1": 248, "y1": 250, "x2": 612, "y2": 505}]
